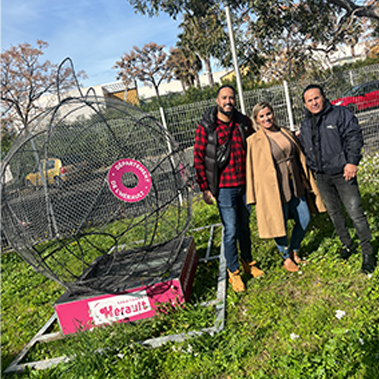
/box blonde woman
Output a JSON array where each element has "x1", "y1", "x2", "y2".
[{"x1": 246, "y1": 102, "x2": 326, "y2": 272}]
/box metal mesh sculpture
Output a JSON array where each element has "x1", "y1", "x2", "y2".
[{"x1": 1, "y1": 61, "x2": 192, "y2": 294}]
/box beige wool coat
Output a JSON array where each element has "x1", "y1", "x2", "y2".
[{"x1": 246, "y1": 127, "x2": 326, "y2": 239}]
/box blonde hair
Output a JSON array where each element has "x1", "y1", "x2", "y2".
[{"x1": 251, "y1": 101, "x2": 279, "y2": 130}]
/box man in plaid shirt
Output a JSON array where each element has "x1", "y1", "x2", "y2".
[{"x1": 194, "y1": 85, "x2": 265, "y2": 292}]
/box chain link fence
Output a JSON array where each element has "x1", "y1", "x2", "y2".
[
  {"x1": 153, "y1": 64, "x2": 379, "y2": 184},
  {"x1": 1, "y1": 64, "x2": 378, "y2": 253}
]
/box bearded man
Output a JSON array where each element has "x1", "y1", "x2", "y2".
[{"x1": 194, "y1": 85, "x2": 265, "y2": 292}]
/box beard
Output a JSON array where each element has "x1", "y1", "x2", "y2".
[{"x1": 218, "y1": 104, "x2": 234, "y2": 117}]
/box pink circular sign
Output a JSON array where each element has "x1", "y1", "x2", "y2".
[{"x1": 108, "y1": 159, "x2": 151, "y2": 202}]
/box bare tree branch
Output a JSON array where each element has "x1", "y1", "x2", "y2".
[
  {"x1": 1, "y1": 40, "x2": 87, "y2": 132},
  {"x1": 113, "y1": 42, "x2": 172, "y2": 99},
  {"x1": 328, "y1": 0, "x2": 379, "y2": 20}
]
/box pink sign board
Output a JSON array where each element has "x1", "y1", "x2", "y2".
[
  {"x1": 108, "y1": 159, "x2": 151, "y2": 202},
  {"x1": 55, "y1": 281, "x2": 182, "y2": 334},
  {"x1": 54, "y1": 239, "x2": 198, "y2": 335}
]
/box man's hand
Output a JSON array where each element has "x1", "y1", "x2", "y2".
[
  {"x1": 203, "y1": 190, "x2": 215, "y2": 205},
  {"x1": 343, "y1": 163, "x2": 357, "y2": 181}
]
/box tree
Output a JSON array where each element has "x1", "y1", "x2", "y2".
[
  {"x1": 1, "y1": 40, "x2": 87, "y2": 133},
  {"x1": 359, "y1": 10, "x2": 379, "y2": 59},
  {"x1": 127, "y1": 0, "x2": 378, "y2": 83},
  {"x1": 113, "y1": 42, "x2": 172, "y2": 99},
  {"x1": 177, "y1": 8, "x2": 228, "y2": 86},
  {"x1": 242, "y1": 1, "x2": 339, "y2": 80},
  {"x1": 343, "y1": 20, "x2": 364, "y2": 58},
  {"x1": 127, "y1": 0, "x2": 210, "y2": 18},
  {"x1": 1, "y1": 119, "x2": 16, "y2": 160},
  {"x1": 328, "y1": 0, "x2": 379, "y2": 20},
  {"x1": 127, "y1": 0, "x2": 379, "y2": 21},
  {"x1": 166, "y1": 47, "x2": 202, "y2": 93},
  {"x1": 238, "y1": 0, "x2": 377, "y2": 81}
]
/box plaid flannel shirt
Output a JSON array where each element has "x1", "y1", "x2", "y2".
[{"x1": 194, "y1": 115, "x2": 253, "y2": 192}]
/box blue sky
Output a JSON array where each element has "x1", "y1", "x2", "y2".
[{"x1": 1, "y1": 0, "x2": 181, "y2": 87}]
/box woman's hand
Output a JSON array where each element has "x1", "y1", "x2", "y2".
[{"x1": 301, "y1": 174, "x2": 311, "y2": 191}]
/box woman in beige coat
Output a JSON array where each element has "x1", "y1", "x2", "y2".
[{"x1": 246, "y1": 102, "x2": 326, "y2": 272}]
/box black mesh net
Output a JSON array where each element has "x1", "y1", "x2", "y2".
[{"x1": 1, "y1": 91, "x2": 192, "y2": 294}]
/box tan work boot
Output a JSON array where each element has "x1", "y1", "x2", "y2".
[
  {"x1": 291, "y1": 251, "x2": 308, "y2": 265},
  {"x1": 241, "y1": 259, "x2": 265, "y2": 278},
  {"x1": 227, "y1": 269, "x2": 246, "y2": 292},
  {"x1": 283, "y1": 258, "x2": 299, "y2": 272}
]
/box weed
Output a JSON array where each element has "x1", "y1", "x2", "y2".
[{"x1": 2, "y1": 152, "x2": 379, "y2": 378}]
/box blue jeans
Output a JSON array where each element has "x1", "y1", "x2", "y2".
[
  {"x1": 274, "y1": 194, "x2": 311, "y2": 259},
  {"x1": 217, "y1": 186, "x2": 252, "y2": 272},
  {"x1": 316, "y1": 173, "x2": 372, "y2": 256}
]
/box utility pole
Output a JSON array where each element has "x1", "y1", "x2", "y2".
[{"x1": 222, "y1": 0, "x2": 246, "y2": 114}]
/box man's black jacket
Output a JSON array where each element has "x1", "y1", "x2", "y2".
[{"x1": 299, "y1": 100, "x2": 363, "y2": 175}]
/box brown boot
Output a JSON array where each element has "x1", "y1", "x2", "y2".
[
  {"x1": 241, "y1": 259, "x2": 265, "y2": 278},
  {"x1": 291, "y1": 251, "x2": 308, "y2": 265},
  {"x1": 227, "y1": 269, "x2": 246, "y2": 292},
  {"x1": 283, "y1": 258, "x2": 299, "y2": 272}
]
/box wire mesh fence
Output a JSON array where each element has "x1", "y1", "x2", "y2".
[
  {"x1": 157, "y1": 63, "x2": 378, "y2": 148},
  {"x1": 153, "y1": 63, "x2": 379, "y2": 183},
  {"x1": 1, "y1": 64, "x2": 378, "y2": 254}
]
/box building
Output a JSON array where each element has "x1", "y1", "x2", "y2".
[{"x1": 137, "y1": 69, "x2": 229, "y2": 101}]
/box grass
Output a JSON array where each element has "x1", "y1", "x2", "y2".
[{"x1": 1, "y1": 152, "x2": 379, "y2": 378}]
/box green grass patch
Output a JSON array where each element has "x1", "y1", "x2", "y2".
[{"x1": 2, "y1": 152, "x2": 379, "y2": 378}]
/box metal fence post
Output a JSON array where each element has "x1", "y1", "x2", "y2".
[
  {"x1": 283, "y1": 80, "x2": 295, "y2": 131},
  {"x1": 159, "y1": 107, "x2": 183, "y2": 205},
  {"x1": 159, "y1": 107, "x2": 172, "y2": 155},
  {"x1": 223, "y1": 0, "x2": 246, "y2": 115},
  {"x1": 349, "y1": 70, "x2": 354, "y2": 86}
]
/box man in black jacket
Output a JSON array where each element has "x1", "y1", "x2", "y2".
[
  {"x1": 194, "y1": 85, "x2": 264, "y2": 292},
  {"x1": 299, "y1": 84, "x2": 375, "y2": 274}
]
